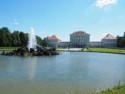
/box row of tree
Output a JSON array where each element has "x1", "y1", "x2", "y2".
[
  {"x1": 1, "y1": 27, "x2": 125, "y2": 48},
  {"x1": 117, "y1": 32, "x2": 125, "y2": 47},
  {"x1": 0, "y1": 27, "x2": 48, "y2": 47}
]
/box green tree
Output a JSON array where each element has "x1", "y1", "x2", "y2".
[
  {"x1": 36, "y1": 35, "x2": 42, "y2": 46},
  {"x1": 119, "y1": 38, "x2": 125, "y2": 47},
  {"x1": 42, "y1": 37, "x2": 48, "y2": 47},
  {"x1": 12, "y1": 31, "x2": 21, "y2": 47},
  {"x1": 19, "y1": 32, "x2": 28, "y2": 46},
  {"x1": 0, "y1": 27, "x2": 47, "y2": 47},
  {"x1": 0, "y1": 27, "x2": 11, "y2": 46},
  {"x1": 117, "y1": 33, "x2": 125, "y2": 47},
  {"x1": 124, "y1": 32, "x2": 125, "y2": 38}
]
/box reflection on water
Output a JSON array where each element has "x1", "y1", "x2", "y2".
[
  {"x1": 0, "y1": 52, "x2": 125, "y2": 94},
  {"x1": 27, "y1": 57, "x2": 37, "y2": 80}
]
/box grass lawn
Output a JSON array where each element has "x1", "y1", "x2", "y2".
[
  {"x1": 57, "y1": 48, "x2": 69, "y2": 51},
  {"x1": 69, "y1": 84, "x2": 125, "y2": 94},
  {"x1": 0, "y1": 47, "x2": 19, "y2": 51},
  {"x1": 83, "y1": 48, "x2": 125, "y2": 54},
  {"x1": 99, "y1": 84, "x2": 125, "y2": 94}
]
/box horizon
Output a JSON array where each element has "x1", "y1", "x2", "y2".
[{"x1": 0, "y1": 0, "x2": 125, "y2": 41}]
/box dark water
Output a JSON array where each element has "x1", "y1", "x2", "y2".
[{"x1": 0, "y1": 52, "x2": 125, "y2": 94}]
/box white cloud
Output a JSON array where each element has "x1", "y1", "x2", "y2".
[
  {"x1": 10, "y1": 19, "x2": 20, "y2": 25},
  {"x1": 96, "y1": 0, "x2": 118, "y2": 8},
  {"x1": 14, "y1": 22, "x2": 19, "y2": 25}
]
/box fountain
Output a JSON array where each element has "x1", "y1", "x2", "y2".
[
  {"x1": 28, "y1": 27, "x2": 37, "y2": 50},
  {"x1": 1, "y1": 27, "x2": 59, "y2": 56}
]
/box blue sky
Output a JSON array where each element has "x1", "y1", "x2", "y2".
[{"x1": 0, "y1": 0, "x2": 125, "y2": 41}]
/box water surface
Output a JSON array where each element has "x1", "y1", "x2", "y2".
[{"x1": 0, "y1": 52, "x2": 125, "y2": 94}]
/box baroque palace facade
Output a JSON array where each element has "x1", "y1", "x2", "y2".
[{"x1": 48, "y1": 31, "x2": 117, "y2": 48}]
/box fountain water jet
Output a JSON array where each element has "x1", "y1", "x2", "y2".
[
  {"x1": 28, "y1": 27, "x2": 37, "y2": 50},
  {"x1": 1, "y1": 27, "x2": 59, "y2": 56}
]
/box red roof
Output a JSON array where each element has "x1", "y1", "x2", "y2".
[
  {"x1": 48, "y1": 35, "x2": 60, "y2": 41},
  {"x1": 102, "y1": 34, "x2": 116, "y2": 39},
  {"x1": 72, "y1": 31, "x2": 88, "y2": 36}
]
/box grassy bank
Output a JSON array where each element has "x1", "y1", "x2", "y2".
[
  {"x1": 57, "y1": 48, "x2": 69, "y2": 51},
  {"x1": 58, "y1": 48, "x2": 125, "y2": 54},
  {"x1": 82, "y1": 48, "x2": 125, "y2": 54},
  {"x1": 0, "y1": 47, "x2": 19, "y2": 51},
  {"x1": 69, "y1": 84, "x2": 125, "y2": 94},
  {"x1": 99, "y1": 84, "x2": 125, "y2": 94}
]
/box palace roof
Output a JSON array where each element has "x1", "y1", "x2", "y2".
[
  {"x1": 72, "y1": 31, "x2": 88, "y2": 36},
  {"x1": 48, "y1": 35, "x2": 60, "y2": 41},
  {"x1": 102, "y1": 34, "x2": 116, "y2": 40}
]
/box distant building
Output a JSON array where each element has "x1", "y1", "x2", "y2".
[
  {"x1": 47, "y1": 32, "x2": 117, "y2": 48},
  {"x1": 58, "y1": 42, "x2": 70, "y2": 48},
  {"x1": 89, "y1": 41, "x2": 102, "y2": 48},
  {"x1": 101, "y1": 34, "x2": 117, "y2": 48},
  {"x1": 48, "y1": 35, "x2": 60, "y2": 48},
  {"x1": 70, "y1": 31, "x2": 90, "y2": 48}
]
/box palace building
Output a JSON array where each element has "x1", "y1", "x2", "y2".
[
  {"x1": 47, "y1": 31, "x2": 117, "y2": 48},
  {"x1": 101, "y1": 34, "x2": 117, "y2": 48},
  {"x1": 70, "y1": 31, "x2": 90, "y2": 47},
  {"x1": 48, "y1": 35, "x2": 60, "y2": 48}
]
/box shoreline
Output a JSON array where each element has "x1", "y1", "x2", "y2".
[
  {"x1": 0, "y1": 47, "x2": 19, "y2": 51},
  {"x1": 70, "y1": 84, "x2": 125, "y2": 94},
  {"x1": 85, "y1": 51, "x2": 125, "y2": 55},
  {"x1": 57, "y1": 48, "x2": 125, "y2": 55},
  {"x1": 0, "y1": 47, "x2": 125, "y2": 55},
  {"x1": 58, "y1": 50, "x2": 125, "y2": 55}
]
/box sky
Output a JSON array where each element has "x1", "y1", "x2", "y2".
[{"x1": 0, "y1": 0, "x2": 125, "y2": 41}]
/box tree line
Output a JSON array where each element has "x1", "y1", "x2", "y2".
[
  {"x1": 0, "y1": 27, "x2": 48, "y2": 47},
  {"x1": 0, "y1": 27, "x2": 125, "y2": 48},
  {"x1": 117, "y1": 32, "x2": 125, "y2": 47}
]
